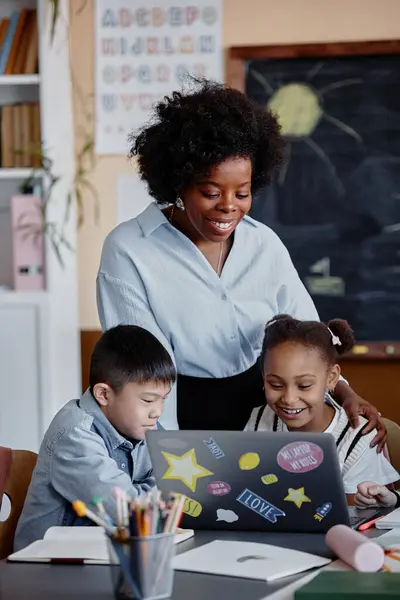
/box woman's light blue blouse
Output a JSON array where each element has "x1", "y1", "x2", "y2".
[{"x1": 97, "y1": 202, "x2": 319, "y2": 429}]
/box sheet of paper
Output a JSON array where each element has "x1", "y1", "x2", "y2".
[
  {"x1": 116, "y1": 173, "x2": 153, "y2": 225},
  {"x1": 173, "y1": 540, "x2": 331, "y2": 582},
  {"x1": 46, "y1": 525, "x2": 192, "y2": 545},
  {"x1": 263, "y1": 572, "x2": 319, "y2": 600},
  {"x1": 261, "y1": 559, "x2": 352, "y2": 600},
  {"x1": 9, "y1": 525, "x2": 193, "y2": 563},
  {"x1": 376, "y1": 508, "x2": 400, "y2": 529},
  {"x1": 175, "y1": 528, "x2": 194, "y2": 544},
  {"x1": 374, "y1": 529, "x2": 400, "y2": 573},
  {"x1": 44, "y1": 526, "x2": 106, "y2": 542},
  {"x1": 8, "y1": 539, "x2": 109, "y2": 562},
  {"x1": 375, "y1": 528, "x2": 400, "y2": 542}
]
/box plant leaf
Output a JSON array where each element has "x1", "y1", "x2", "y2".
[{"x1": 49, "y1": 0, "x2": 60, "y2": 44}]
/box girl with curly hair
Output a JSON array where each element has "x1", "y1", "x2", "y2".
[
  {"x1": 97, "y1": 79, "x2": 384, "y2": 443},
  {"x1": 245, "y1": 314, "x2": 397, "y2": 502}
]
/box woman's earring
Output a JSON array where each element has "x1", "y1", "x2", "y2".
[{"x1": 175, "y1": 197, "x2": 185, "y2": 211}]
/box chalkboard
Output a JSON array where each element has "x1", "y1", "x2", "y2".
[{"x1": 243, "y1": 48, "x2": 400, "y2": 342}]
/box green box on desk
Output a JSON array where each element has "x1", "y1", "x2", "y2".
[{"x1": 294, "y1": 572, "x2": 400, "y2": 599}]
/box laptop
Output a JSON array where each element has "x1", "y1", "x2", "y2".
[{"x1": 146, "y1": 430, "x2": 352, "y2": 533}]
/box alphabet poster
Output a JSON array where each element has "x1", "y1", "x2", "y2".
[{"x1": 95, "y1": 1, "x2": 223, "y2": 155}]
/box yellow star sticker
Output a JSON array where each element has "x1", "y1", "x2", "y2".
[
  {"x1": 161, "y1": 448, "x2": 213, "y2": 492},
  {"x1": 284, "y1": 487, "x2": 311, "y2": 509}
]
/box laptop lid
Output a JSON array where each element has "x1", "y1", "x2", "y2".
[{"x1": 146, "y1": 430, "x2": 350, "y2": 533}]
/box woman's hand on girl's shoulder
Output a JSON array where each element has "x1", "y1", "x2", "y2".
[{"x1": 341, "y1": 393, "x2": 387, "y2": 453}]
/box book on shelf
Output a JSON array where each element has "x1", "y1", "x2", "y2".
[
  {"x1": 0, "y1": 11, "x2": 19, "y2": 74},
  {"x1": 0, "y1": 9, "x2": 38, "y2": 75},
  {"x1": 1, "y1": 103, "x2": 41, "y2": 168}
]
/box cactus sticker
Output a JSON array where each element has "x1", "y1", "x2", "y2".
[{"x1": 183, "y1": 496, "x2": 202, "y2": 517}]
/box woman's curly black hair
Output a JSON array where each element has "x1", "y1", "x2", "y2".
[{"x1": 129, "y1": 79, "x2": 285, "y2": 205}]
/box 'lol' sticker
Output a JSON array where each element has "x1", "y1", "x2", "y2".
[
  {"x1": 277, "y1": 441, "x2": 324, "y2": 473},
  {"x1": 183, "y1": 496, "x2": 202, "y2": 517},
  {"x1": 314, "y1": 502, "x2": 332, "y2": 521},
  {"x1": 216, "y1": 508, "x2": 239, "y2": 523},
  {"x1": 204, "y1": 437, "x2": 225, "y2": 459},
  {"x1": 261, "y1": 474, "x2": 278, "y2": 485},
  {"x1": 239, "y1": 452, "x2": 260, "y2": 470},
  {"x1": 237, "y1": 488, "x2": 285, "y2": 523},
  {"x1": 208, "y1": 481, "x2": 231, "y2": 496}
]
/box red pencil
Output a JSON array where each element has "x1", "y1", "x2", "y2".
[{"x1": 358, "y1": 515, "x2": 385, "y2": 531}]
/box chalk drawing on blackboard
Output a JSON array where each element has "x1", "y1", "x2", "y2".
[
  {"x1": 250, "y1": 64, "x2": 364, "y2": 194},
  {"x1": 306, "y1": 257, "x2": 345, "y2": 297}
]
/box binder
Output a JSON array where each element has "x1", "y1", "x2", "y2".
[{"x1": 11, "y1": 195, "x2": 45, "y2": 291}]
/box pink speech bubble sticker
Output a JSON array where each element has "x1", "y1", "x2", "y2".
[
  {"x1": 277, "y1": 441, "x2": 324, "y2": 474},
  {"x1": 207, "y1": 481, "x2": 231, "y2": 496}
]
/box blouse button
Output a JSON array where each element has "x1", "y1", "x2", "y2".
[
  {"x1": 221, "y1": 293, "x2": 227, "y2": 300},
  {"x1": 121, "y1": 463, "x2": 126, "y2": 469}
]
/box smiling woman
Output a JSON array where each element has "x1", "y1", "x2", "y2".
[{"x1": 96, "y1": 78, "x2": 385, "y2": 441}]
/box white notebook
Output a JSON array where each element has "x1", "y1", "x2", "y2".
[
  {"x1": 376, "y1": 508, "x2": 400, "y2": 529},
  {"x1": 8, "y1": 526, "x2": 194, "y2": 564},
  {"x1": 173, "y1": 540, "x2": 331, "y2": 582}
]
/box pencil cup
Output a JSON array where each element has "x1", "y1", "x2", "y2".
[{"x1": 107, "y1": 533, "x2": 175, "y2": 600}]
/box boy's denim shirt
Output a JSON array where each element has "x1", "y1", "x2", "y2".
[{"x1": 15, "y1": 389, "x2": 156, "y2": 551}]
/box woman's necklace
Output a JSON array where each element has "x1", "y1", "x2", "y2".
[
  {"x1": 169, "y1": 205, "x2": 225, "y2": 276},
  {"x1": 216, "y1": 242, "x2": 224, "y2": 276}
]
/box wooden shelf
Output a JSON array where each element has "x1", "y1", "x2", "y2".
[
  {"x1": 0, "y1": 168, "x2": 42, "y2": 179},
  {"x1": 0, "y1": 74, "x2": 40, "y2": 85}
]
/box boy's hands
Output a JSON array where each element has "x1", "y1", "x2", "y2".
[{"x1": 355, "y1": 481, "x2": 397, "y2": 509}]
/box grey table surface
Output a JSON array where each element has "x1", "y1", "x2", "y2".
[{"x1": 0, "y1": 529, "x2": 384, "y2": 600}]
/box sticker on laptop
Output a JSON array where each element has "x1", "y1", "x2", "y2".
[
  {"x1": 208, "y1": 481, "x2": 231, "y2": 496},
  {"x1": 314, "y1": 502, "x2": 332, "y2": 521},
  {"x1": 216, "y1": 508, "x2": 239, "y2": 523},
  {"x1": 277, "y1": 441, "x2": 324, "y2": 473},
  {"x1": 157, "y1": 437, "x2": 189, "y2": 451},
  {"x1": 183, "y1": 496, "x2": 202, "y2": 517},
  {"x1": 161, "y1": 448, "x2": 213, "y2": 492},
  {"x1": 239, "y1": 452, "x2": 260, "y2": 470},
  {"x1": 236, "y1": 488, "x2": 285, "y2": 523},
  {"x1": 204, "y1": 437, "x2": 225, "y2": 459},
  {"x1": 284, "y1": 487, "x2": 311, "y2": 509},
  {"x1": 261, "y1": 474, "x2": 278, "y2": 485}
]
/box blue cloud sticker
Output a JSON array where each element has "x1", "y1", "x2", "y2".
[{"x1": 236, "y1": 488, "x2": 285, "y2": 523}]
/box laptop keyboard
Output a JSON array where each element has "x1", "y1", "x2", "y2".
[{"x1": 348, "y1": 506, "x2": 380, "y2": 528}]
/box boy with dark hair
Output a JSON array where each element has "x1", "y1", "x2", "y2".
[{"x1": 15, "y1": 325, "x2": 175, "y2": 550}]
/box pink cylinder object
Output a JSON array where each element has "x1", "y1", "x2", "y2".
[{"x1": 325, "y1": 524, "x2": 384, "y2": 572}]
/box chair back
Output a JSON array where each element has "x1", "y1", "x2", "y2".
[
  {"x1": 382, "y1": 418, "x2": 400, "y2": 475},
  {"x1": 0, "y1": 447, "x2": 37, "y2": 558}
]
